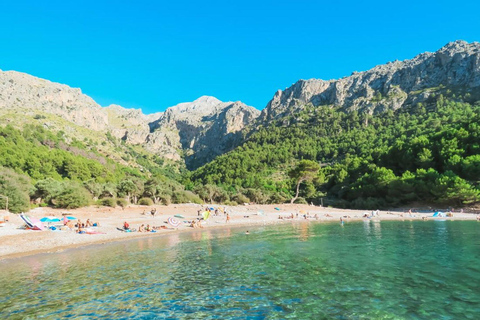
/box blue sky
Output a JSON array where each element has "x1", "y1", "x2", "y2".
[{"x1": 0, "y1": 0, "x2": 479, "y2": 113}]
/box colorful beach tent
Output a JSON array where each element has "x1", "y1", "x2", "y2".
[
  {"x1": 20, "y1": 214, "x2": 45, "y2": 230},
  {"x1": 20, "y1": 214, "x2": 34, "y2": 228}
]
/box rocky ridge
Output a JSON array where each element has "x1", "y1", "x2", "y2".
[
  {"x1": 261, "y1": 40, "x2": 480, "y2": 121},
  {"x1": 146, "y1": 96, "x2": 260, "y2": 168},
  {"x1": 0, "y1": 69, "x2": 259, "y2": 168}
]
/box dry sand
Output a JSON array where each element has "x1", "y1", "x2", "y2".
[{"x1": 0, "y1": 204, "x2": 477, "y2": 260}]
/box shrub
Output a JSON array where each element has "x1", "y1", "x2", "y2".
[
  {"x1": 116, "y1": 198, "x2": 128, "y2": 208},
  {"x1": 160, "y1": 195, "x2": 171, "y2": 205},
  {"x1": 55, "y1": 184, "x2": 91, "y2": 209},
  {"x1": 293, "y1": 197, "x2": 308, "y2": 205},
  {"x1": 138, "y1": 197, "x2": 153, "y2": 206},
  {"x1": 99, "y1": 197, "x2": 116, "y2": 207},
  {"x1": 0, "y1": 167, "x2": 31, "y2": 213},
  {"x1": 172, "y1": 190, "x2": 203, "y2": 204},
  {"x1": 233, "y1": 193, "x2": 250, "y2": 204},
  {"x1": 224, "y1": 200, "x2": 238, "y2": 206}
]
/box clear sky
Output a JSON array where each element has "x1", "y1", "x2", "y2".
[{"x1": 0, "y1": 0, "x2": 479, "y2": 113}]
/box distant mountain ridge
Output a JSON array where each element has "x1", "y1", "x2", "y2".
[
  {"x1": 0, "y1": 70, "x2": 259, "y2": 169},
  {"x1": 260, "y1": 40, "x2": 480, "y2": 121}
]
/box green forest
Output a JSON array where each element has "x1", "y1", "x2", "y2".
[
  {"x1": 0, "y1": 124, "x2": 201, "y2": 213},
  {"x1": 188, "y1": 92, "x2": 480, "y2": 209},
  {"x1": 1, "y1": 90, "x2": 480, "y2": 212}
]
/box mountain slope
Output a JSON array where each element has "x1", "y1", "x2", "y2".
[
  {"x1": 0, "y1": 70, "x2": 259, "y2": 169},
  {"x1": 261, "y1": 40, "x2": 480, "y2": 122},
  {"x1": 189, "y1": 41, "x2": 480, "y2": 208},
  {"x1": 146, "y1": 96, "x2": 260, "y2": 168}
]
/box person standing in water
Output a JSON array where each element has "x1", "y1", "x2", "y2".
[{"x1": 226, "y1": 213, "x2": 230, "y2": 223}]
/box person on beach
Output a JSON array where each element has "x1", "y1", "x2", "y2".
[
  {"x1": 139, "y1": 224, "x2": 145, "y2": 232},
  {"x1": 151, "y1": 208, "x2": 157, "y2": 217},
  {"x1": 123, "y1": 221, "x2": 130, "y2": 230},
  {"x1": 226, "y1": 213, "x2": 230, "y2": 223},
  {"x1": 66, "y1": 220, "x2": 75, "y2": 230},
  {"x1": 85, "y1": 219, "x2": 93, "y2": 227}
]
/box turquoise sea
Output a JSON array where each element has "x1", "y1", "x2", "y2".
[{"x1": 1, "y1": 220, "x2": 480, "y2": 319}]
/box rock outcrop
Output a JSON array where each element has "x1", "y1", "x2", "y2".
[
  {"x1": 146, "y1": 96, "x2": 260, "y2": 168},
  {"x1": 0, "y1": 70, "x2": 109, "y2": 130},
  {"x1": 261, "y1": 40, "x2": 480, "y2": 121}
]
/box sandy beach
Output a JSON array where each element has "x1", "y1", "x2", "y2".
[{"x1": 0, "y1": 204, "x2": 477, "y2": 260}]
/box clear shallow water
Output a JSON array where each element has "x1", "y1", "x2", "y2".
[{"x1": 1, "y1": 221, "x2": 480, "y2": 319}]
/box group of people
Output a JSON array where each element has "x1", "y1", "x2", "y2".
[
  {"x1": 277, "y1": 213, "x2": 319, "y2": 220},
  {"x1": 142, "y1": 208, "x2": 157, "y2": 217},
  {"x1": 122, "y1": 221, "x2": 167, "y2": 232},
  {"x1": 138, "y1": 224, "x2": 154, "y2": 232},
  {"x1": 190, "y1": 219, "x2": 204, "y2": 228},
  {"x1": 197, "y1": 207, "x2": 228, "y2": 217},
  {"x1": 73, "y1": 219, "x2": 98, "y2": 234}
]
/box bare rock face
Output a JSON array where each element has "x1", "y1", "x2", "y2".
[
  {"x1": 0, "y1": 70, "x2": 109, "y2": 130},
  {"x1": 261, "y1": 40, "x2": 480, "y2": 121},
  {"x1": 146, "y1": 96, "x2": 260, "y2": 168},
  {"x1": 104, "y1": 104, "x2": 162, "y2": 145}
]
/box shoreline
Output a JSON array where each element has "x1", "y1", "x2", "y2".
[{"x1": 1, "y1": 204, "x2": 477, "y2": 261}]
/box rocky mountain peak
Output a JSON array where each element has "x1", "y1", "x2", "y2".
[
  {"x1": 145, "y1": 96, "x2": 259, "y2": 168},
  {"x1": 260, "y1": 40, "x2": 480, "y2": 122}
]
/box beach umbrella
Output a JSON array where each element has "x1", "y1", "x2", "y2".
[
  {"x1": 65, "y1": 216, "x2": 77, "y2": 220},
  {"x1": 202, "y1": 211, "x2": 210, "y2": 221},
  {"x1": 40, "y1": 216, "x2": 61, "y2": 223},
  {"x1": 167, "y1": 217, "x2": 181, "y2": 228}
]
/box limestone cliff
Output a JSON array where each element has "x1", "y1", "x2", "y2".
[
  {"x1": 261, "y1": 40, "x2": 480, "y2": 121},
  {"x1": 0, "y1": 70, "x2": 109, "y2": 130},
  {"x1": 146, "y1": 96, "x2": 260, "y2": 168}
]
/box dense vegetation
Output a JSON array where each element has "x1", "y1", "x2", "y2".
[
  {"x1": 0, "y1": 125, "x2": 201, "y2": 212},
  {"x1": 2, "y1": 89, "x2": 480, "y2": 212},
  {"x1": 188, "y1": 93, "x2": 480, "y2": 209}
]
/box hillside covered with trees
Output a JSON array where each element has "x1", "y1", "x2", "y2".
[
  {"x1": 188, "y1": 91, "x2": 480, "y2": 209},
  {"x1": 2, "y1": 89, "x2": 480, "y2": 212},
  {"x1": 0, "y1": 125, "x2": 202, "y2": 213}
]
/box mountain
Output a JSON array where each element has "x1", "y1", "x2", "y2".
[
  {"x1": 260, "y1": 40, "x2": 480, "y2": 122},
  {"x1": 0, "y1": 70, "x2": 259, "y2": 169},
  {"x1": 189, "y1": 40, "x2": 480, "y2": 208},
  {"x1": 0, "y1": 70, "x2": 108, "y2": 131},
  {"x1": 146, "y1": 96, "x2": 260, "y2": 169}
]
